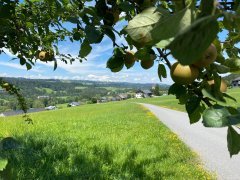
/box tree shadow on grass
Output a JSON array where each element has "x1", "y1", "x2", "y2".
[{"x1": 0, "y1": 135, "x2": 173, "y2": 179}]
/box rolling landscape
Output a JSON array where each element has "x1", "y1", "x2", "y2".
[
  {"x1": 0, "y1": 89, "x2": 214, "y2": 179},
  {"x1": 0, "y1": 77, "x2": 169, "y2": 114},
  {"x1": 0, "y1": 76, "x2": 239, "y2": 179},
  {"x1": 1, "y1": 0, "x2": 240, "y2": 179}
]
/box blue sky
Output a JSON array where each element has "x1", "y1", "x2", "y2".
[
  {"x1": 0, "y1": 10, "x2": 228, "y2": 85},
  {"x1": 0, "y1": 18, "x2": 176, "y2": 85}
]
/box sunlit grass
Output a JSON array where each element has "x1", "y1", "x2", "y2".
[
  {"x1": 128, "y1": 95, "x2": 185, "y2": 111},
  {"x1": 0, "y1": 102, "x2": 214, "y2": 179},
  {"x1": 129, "y1": 88, "x2": 240, "y2": 112}
]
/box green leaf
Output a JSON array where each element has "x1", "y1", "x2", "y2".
[
  {"x1": 54, "y1": 59, "x2": 57, "y2": 71},
  {"x1": 118, "y1": 1, "x2": 135, "y2": 12},
  {"x1": 134, "y1": 48, "x2": 155, "y2": 60},
  {"x1": 152, "y1": 8, "x2": 192, "y2": 47},
  {"x1": 168, "y1": 83, "x2": 186, "y2": 98},
  {"x1": 0, "y1": 158, "x2": 8, "y2": 171},
  {"x1": 53, "y1": 45, "x2": 59, "y2": 55},
  {"x1": 20, "y1": 58, "x2": 26, "y2": 66},
  {"x1": 223, "y1": 93, "x2": 237, "y2": 103},
  {"x1": 169, "y1": 15, "x2": 219, "y2": 65},
  {"x1": 224, "y1": 58, "x2": 240, "y2": 74},
  {"x1": 178, "y1": 94, "x2": 189, "y2": 105},
  {"x1": 85, "y1": 26, "x2": 103, "y2": 44},
  {"x1": 173, "y1": 1, "x2": 185, "y2": 12},
  {"x1": 213, "y1": 63, "x2": 230, "y2": 74},
  {"x1": 227, "y1": 107, "x2": 240, "y2": 115},
  {"x1": 188, "y1": 107, "x2": 203, "y2": 124},
  {"x1": 26, "y1": 22, "x2": 34, "y2": 29},
  {"x1": 155, "y1": 38, "x2": 173, "y2": 48},
  {"x1": 202, "y1": 105, "x2": 240, "y2": 128},
  {"x1": 198, "y1": 0, "x2": 217, "y2": 18},
  {"x1": 103, "y1": 27, "x2": 116, "y2": 43},
  {"x1": 26, "y1": 62, "x2": 32, "y2": 70},
  {"x1": 186, "y1": 97, "x2": 203, "y2": 124},
  {"x1": 227, "y1": 114, "x2": 240, "y2": 125},
  {"x1": 227, "y1": 126, "x2": 240, "y2": 157},
  {"x1": 125, "y1": 7, "x2": 166, "y2": 46},
  {"x1": 202, "y1": 105, "x2": 231, "y2": 127},
  {"x1": 79, "y1": 39, "x2": 92, "y2": 58},
  {"x1": 66, "y1": 17, "x2": 79, "y2": 24},
  {"x1": 202, "y1": 88, "x2": 226, "y2": 105},
  {"x1": 213, "y1": 74, "x2": 221, "y2": 92},
  {"x1": 158, "y1": 64, "x2": 167, "y2": 81}
]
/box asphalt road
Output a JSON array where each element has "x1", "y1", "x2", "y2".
[{"x1": 141, "y1": 103, "x2": 240, "y2": 180}]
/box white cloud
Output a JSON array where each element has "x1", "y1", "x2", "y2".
[
  {"x1": 0, "y1": 62, "x2": 26, "y2": 70},
  {"x1": 1, "y1": 48, "x2": 17, "y2": 58},
  {"x1": 0, "y1": 61, "x2": 42, "y2": 73},
  {"x1": 87, "y1": 74, "x2": 110, "y2": 81},
  {"x1": 0, "y1": 73, "x2": 8, "y2": 77}
]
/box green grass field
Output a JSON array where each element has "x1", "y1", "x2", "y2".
[
  {"x1": 228, "y1": 88, "x2": 240, "y2": 103},
  {"x1": 35, "y1": 87, "x2": 54, "y2": 94},
  {"x1": 129, "y1": 88, "x2": 240, "y2": 112},
  {"x1": 0, "y1": 102, "x2": 214, "y2": 179},
  {"x1": 129, "y1": 95, "x2": 185, "y2": 111}
]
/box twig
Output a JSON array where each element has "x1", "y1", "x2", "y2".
[
  {"x1": 202, "y1": 97, "x2": 213, "y2": 107},
  {"x1": 156, "y1": 48, "x2": 171, "y2": 69}
]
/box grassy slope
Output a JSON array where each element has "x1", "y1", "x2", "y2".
[
  {"x1": 227, "y1": 88, "x2": 240, "y2": 102},
  {"x1": 0, "y1": 102, "x2": 213, "y2": 179},
  {"x1": 129, "y1": 88, "x2": 240, "y2": 112},
  {"x1": 128, "y1": 95, "x2": 185, "y2": 111}
]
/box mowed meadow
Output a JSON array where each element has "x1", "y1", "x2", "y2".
[
  {"x1": 129, "y1": 88, "x2": 240, "y2": 112},
  {"x1": 0, "y1": 102, "x2": 214, "y2": 179}
]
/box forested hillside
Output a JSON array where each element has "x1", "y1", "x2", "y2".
[{"x1": 0, "y1": 77, "x2": 169, "y2": 112}]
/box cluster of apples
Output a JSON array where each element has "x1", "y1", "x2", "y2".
[
  {"x1": 170, "y1": 44, "x2": 227, "y2": 92},
  {"x1": 124, "y1": 50, "x2": 156, "y2": 70}
]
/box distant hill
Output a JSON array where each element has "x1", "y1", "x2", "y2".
[
  {"x1": 0, "y1": 77, "x2": 169, "y2": 112},
  {"x1": 2, "y1": 77, "x2": 170, "y2": 91}
]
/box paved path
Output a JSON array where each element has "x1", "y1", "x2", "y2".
[{"x1": 141, "y1": 103, "x2": 240, "y2": 180}]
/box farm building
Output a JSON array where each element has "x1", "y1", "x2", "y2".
[
  {"x1": 231, "y1": 77, "x2": 240, "y2": 87},
  {"x1": 37, "y1": 95, "x2": 50, "y2": 99},
  {"x1": 68, "y1": 102, "x2": 80, "y2": 107},
  {"x1": 99, "y1": 97, "x2": 108, "y2": 103},
  {"x1": 135, "y1": 89, "x2": 153, "y2": 98},
  {"x1": 117, "y1": 94, "x2": 128, "y2": 100},
  {"x1": 45, "y1": 106, "x2": 57, "y2": 110},
  {"x1": 0, "y1": 113, "x2": 5, "y2": 117}
]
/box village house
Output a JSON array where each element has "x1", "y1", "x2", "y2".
[
  {"x1": 45, "y1": 106, "x2": 57, "y2": 110},
  {"x1": 68, "y1": 102, "x2": 80, "y2": 107},
  {"x1": 117, "y1": 94, "x2": 128, "y2": 100},
  {"x1": 231, "y1": 77, "x2": 240, "y2": 87},
  {"x1": 37, "y1": 95, "x2": 50, "y2": 99},
  {"x1": 99, "y1": 97, "x2": 108, "y2": 103},
  {"x1": 110, "y1": 97, "x2": 118, "y2": 101},
  {"x1": 135, "y1": 89, "x2": 153, "y2": 98},
  {"x1": 0, "y1": 113, "x2": 5, "y2": 117}
]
